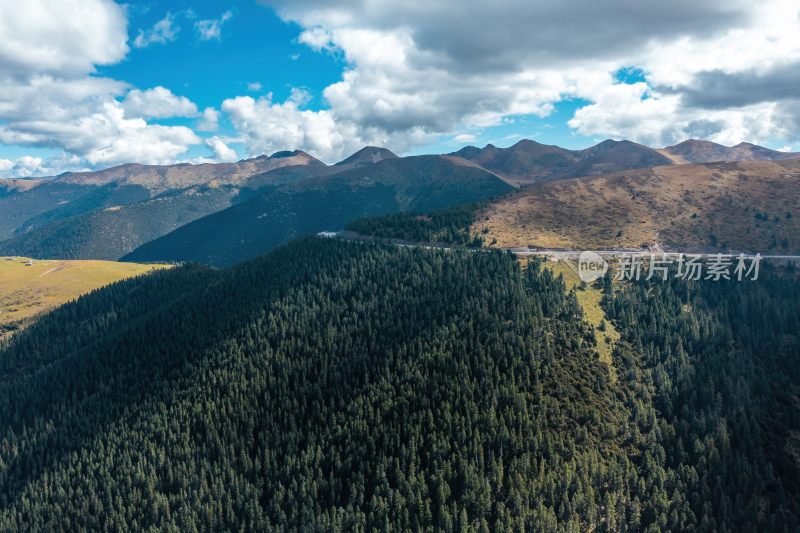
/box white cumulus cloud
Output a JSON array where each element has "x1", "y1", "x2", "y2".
[
  {"x1": 122, "y1": 87, "x2": 199, "y2": 119},
  {"x1": 221, "y1": 93, "x2": 352, "y2": 160},
  {"x1": 197, "y1": 107, "x2": 221, "y2": 132},
  {"x1": 0, "y1": 1, "x2": 204, "y2": 175},
  {"x1": 133, "y1": 13, "x2": 180, "y2": 48},
  {"x1": 206, "y1": 136, "x2": 239, "y2": 162},
  {"x1": 0, "y1": 153, "x2": 86, "y2": 178},
  {"x1": 0, "y1": 0, "x2": 128, "y2": 77},
  {"x1": 221, "y1": 88, "x2": 427, "y2": 161}
]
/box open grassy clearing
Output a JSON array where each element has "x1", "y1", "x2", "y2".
[
  {"x1": 0, "y1": 257, "x2": 170, "y2": 338},
  {"x1": 539, "y1": 259, "x2": 619, "y2": 381}
]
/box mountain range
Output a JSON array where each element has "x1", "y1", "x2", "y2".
[
  {"x1": 0, "y1": 151, "x2": 328, "y2": 259},
  {"x1": 658, "y1": 139, "x2": 800, "y2": 164},
  {"x1": 0, "y1": 138, "x2": 798, "y2": 264},
  {"x1": 0, "y1": 150, "x2": 323, "y2": 241},
  {"x1": 123, "y1": 155, "x2": 511, "y2": 266},
  {"x1": 451, "y1": 138, "x2": 674, "y2": 184}
]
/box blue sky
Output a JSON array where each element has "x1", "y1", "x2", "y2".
[
  {"x1": 100, "y1": 1, "x2": 348, "y2": 162},
  {"x1": 101, "y1": 0, "x2": 598, "y2": 160},
  {"x1": 102, "y1": 3, "x2": 340, "y2": 114},
  {"x1": 0, "y1": 0, "x2": 797, "y2": 177}
]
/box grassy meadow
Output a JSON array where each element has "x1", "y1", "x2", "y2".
[{"x1": 0, "y1": 257, "x2": 169, "y2": 338}]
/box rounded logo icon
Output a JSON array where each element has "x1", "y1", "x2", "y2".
[{"x1": 577, "y1": 251, "x2": 608, "y2": 283}]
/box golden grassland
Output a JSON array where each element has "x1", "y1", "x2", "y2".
[
  {"x1": 0, "y1": 257, "x2": 170, "y2": 338},
  {"x1": 476, "y1": 159, "x2": 800, "y2": 253},
  {"x1": 537, "y1": 259, "x2": 620, "y2": 382}
]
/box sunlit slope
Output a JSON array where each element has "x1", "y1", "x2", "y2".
[
  {"x1": 477, "y1": 159, "x2": 800, "y2": 253},
  {"x1": 0, "y1": 257, "x2": 169, "y2": 337}
]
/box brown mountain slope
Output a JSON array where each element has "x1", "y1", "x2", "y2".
[
  {"x1": 452, "y1": 139, "x2": 672, "y2": 184},
  {"x1": 58, "y1": 150, "x2": 325, "y2": 194},
  {"x1": 476, "y1": 158, "x2": 800, "y2": 254},
  {"x1": 0, "y1": 178, "x2": 46, "y2": 198},
  {"x1": 660, "y1": 139, "x2": 800, "y2": 164},
  {"x1": 452, "y1": 140, "x2": 578, "y2": 183},
  {"x1": 572, "y1": 139, "x2": 673, "y2": 178},
  {"x1": 335, "y1": 146, "x2": 398, "y2": 168},
  {"x1": 0, "y1": 151, "x2": 327, "y2": 242}
]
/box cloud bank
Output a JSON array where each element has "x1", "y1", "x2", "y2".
[
  {"x1": 1, "y1": 0, "x2": 799, "y2": 176},
  {"x1": 249, "y1": 0, "x2": 800, "y2": 158},
  {"x1": 0, "y1": 1, "x2": 207, "y2": 176}
]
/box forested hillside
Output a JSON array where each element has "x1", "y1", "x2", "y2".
[
  {"x1": 0, "y1": 239, "x2": 631, "y2": 530},
  {"x1": 345, "y1": 204, "x2": 482, "y2": 246},
  {"x1": 0, "y1": 151, "x2": 325, "y2": 259},
  {"x1": 0, "y1": 182, "x2": 144, "y2": 241},
  {"x1": 0, "y1": 186, "x2": 240, "y2": 260},
  {"x1": 0, "y1": 238, "x2": 798, "y2": 530},
  {"x1": 604, "y1": 263, "x2": 800, "y2": 530}
]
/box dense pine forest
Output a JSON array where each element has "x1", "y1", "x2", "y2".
[
  {"x1": 345, "y1": 204, "x2": 482, "y2": 246},
  {"x1": 0, "y1": 238, "x2": 798, "y2": 530},
  {"x1": 604, "y1": 263, "x2": 800, "y2": 531}
]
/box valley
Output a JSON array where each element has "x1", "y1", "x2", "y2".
[{"x1": 122, "y1": 154, "x2": 513, "y2": 266}]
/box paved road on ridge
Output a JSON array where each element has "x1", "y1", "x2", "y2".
[{"x1": 323, "y1": 232, "x2": 800, "y2": 262}]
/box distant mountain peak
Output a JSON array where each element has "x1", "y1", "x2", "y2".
[
  {"x1": 335, "y1": 146, "x2": 399, "y2": 166},
  {"x1": 451, "y1": 145, "x2": 484, "y2": 159},
  {"x1": 507, "y1": 139, "x2": 557, "y2": 152},
  {"x1": 675, "y1": 139, "x2": 720, "y2": 146},
  {"x1": 595, "y1": 139, "x2": 621, "y2": 148},
  {"x1": 269, "y1": 150, "x2": 305, "y2": 159},
  {"x1": 662, "y1": 139, "x2": 799, "y2": 163}
]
